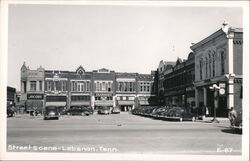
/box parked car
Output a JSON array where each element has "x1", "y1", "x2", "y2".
[
  {"x1": 98, "y1": 106, "x2": 111, "y2": 115},
  {"x1": 230, "y1": 109, "x2": 242, "y2": 133},
  {"x1": 64, "y1": 106, "x2": 93, "y2": 116},
  {"x1": 7, "y1": 107, "x2": 15, "y2": 117},
  {"x1": 43, "y1": 106, "x2": 59, "y2": 120},
  {"x1": 162, "y1": 107, "x2": 194, "y2": 121},
  {"x1": 111, "y1": 107, "x2": 120, "y2": 114}
]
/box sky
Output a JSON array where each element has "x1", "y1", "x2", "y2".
[{"x1": 8, "y1": 4, "x2": 243, "y2": 91}]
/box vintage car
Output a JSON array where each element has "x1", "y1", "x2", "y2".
[
  {"x1": 64, "y1": 106, "x2": 93, "y2": 116},
  {"x1": 7, "y1": 107, "x2": 15, "y2": 117},
  {"x1": 98, "y1": 106, "x2": 111, "y2": 115},
  {"x1": 111, "y1": 107, "x2": 120, "y2": 114},
  {"x1": 43, "y1": 106, "x2": 59, "y2": 120},
  {"x1": 162, "y1": 106, "x2": 194, "y2": 121}
]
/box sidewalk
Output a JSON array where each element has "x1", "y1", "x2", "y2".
[{"x1": 195, "y1": 117, "x2": 230, "y2": 124}]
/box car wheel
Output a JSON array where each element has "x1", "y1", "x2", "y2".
[{"x1": 44, "y1": 117, "x2": 47, "y2": 120}]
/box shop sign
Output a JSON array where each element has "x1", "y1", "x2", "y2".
[
  {"x1": 27, "y1": 94, "x2": 44, "y2": 100},
  {"x1": 95, "y1": 93, "x2": 112, "y2": 97}
]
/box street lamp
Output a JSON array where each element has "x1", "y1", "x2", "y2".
[{"x1": 209, "y1": 84, "x2": 220, "y2": 123}]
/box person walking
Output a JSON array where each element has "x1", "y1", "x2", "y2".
[{"x1": 228, "y1": 107, "x2": 237, "y2": 126}]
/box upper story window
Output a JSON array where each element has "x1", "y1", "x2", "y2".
[
  {"x1": 95, "y1": 81, "x2": 112, "y2": 92},
  {"x1": 62, "y1": 81, "x2": 67, "y2": 91},
  {"x1": 30, "y1": 81, "x2": 36, "y2": 91},
  {"x1": 205, "y1": 57, "x2": 208, "y2": 78},
  {"x1": 39, "y1": 81, "x2": 43, "y2": 91},
  {"x1": 71, "y1": 81, "x2": 90, "y2": 92},
  {"x1": 221, "y1": 51, "x2": 225, "y2": 75},
  {"x1": 139, "y1": 82, "x2": 152, "y2": 92},
  {"x1": 209, "y1": 54, "x2": 212, "y2": 77},
  {"x1": 199, "y1": 58, "x2": 203, "y2": 80},
  {"x1": 212, "y1": 53, "x2": 215, "y2": 77}
]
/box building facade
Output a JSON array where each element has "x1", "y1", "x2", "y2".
[
  {"x1": 7, "y1": 86, "x2": 16, "y2": 107},
  {"x1": 20, "y1": 63, "x2": 157, "y2": 112},
  {"x1": 163, "y1": 53, "x2": 195, "y2": 107},
  {"x1": 190, "y1": 25, "x2": 243, "y2": 117},
  {"x1": 157, "y1": 60, "x2": 175, "y2": 105},
  {"x1": 20, "y1": 63, "x2": 45, "y2": 113}
]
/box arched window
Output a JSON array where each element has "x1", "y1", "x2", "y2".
[
  {"x1": 212, "y1": 52, "x2": 215, "y2": 77},
  {"x1": 205, "y1": 57, "x2": 208, "y2": 78},
  {"x1": 209, "y1": 54, "x2": 212, "y2": 77},
  {"x1": 199, "y1": 58, "x2": 203, "y2": 80},
  {"x1": 221, "y1": 51, "x2": 225, "y2": 75}
]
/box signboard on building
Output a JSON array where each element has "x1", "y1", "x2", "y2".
[
  {"x1": 27, "y1": 94, "x2": 44, "y2": 100},
  {"x1": 95, "y1": 93, "x2": 113, "y2": 97},
  {"x1": 218, "y1": 82, "x2": 226, "y2": 96}
]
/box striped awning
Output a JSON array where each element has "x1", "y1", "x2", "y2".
[
  {"x1": 118, "y1": 101, "x2": 134, "y2": 105},
  {"x1": 71, "y1": 101, "x2": 90, "y2": 106},
  {"x1": 46, "y1": 102, "x2": 66, "y2": 106}
]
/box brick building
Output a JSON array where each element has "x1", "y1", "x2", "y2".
[
  {"x1": 163, "y1": 53, "x2": 195, "y2": 107},
  {"x1": 157, "y1": 60, "x2": 175, "y2": 105},
  {"x1": 20, "y1": 63, "x2": 157, "y2": 112}
]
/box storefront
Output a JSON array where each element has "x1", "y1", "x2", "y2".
[
  {"x1": 45, "y1": 95, "x2": 67, "y2": 113},
  {"x1": 116, "y1": 95, "x2": 135, "y2": 111},
  {"x1": 138, "y1": 95, "x2": 157, "y2": 107},
  {"x1": 93, "y1": 93, "x2": 114, "y2": 110},
  {"x1": 26, "y1": 93, "x2": 44, "y2": 113},
  {"x1": 70, "y1": 94, "x2": 91, "y2": 108},
  {"x1": 195, "y1": 81, "x2": 228, "y2": 117}
]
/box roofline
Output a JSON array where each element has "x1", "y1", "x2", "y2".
[{"x1": 190, "y1": 27, "x2": 243, "y2": 51}]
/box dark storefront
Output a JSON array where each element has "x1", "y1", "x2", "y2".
[
  {"x1": 70, "y1": 95, "x2": 91, "y2": 107},
  {"x1": 45, "y1": 95, "x2": 67, "y2": 112}
]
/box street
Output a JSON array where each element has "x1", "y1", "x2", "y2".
[{"x1": 7, "y1": 112, "x2": 241, "y2": 155}]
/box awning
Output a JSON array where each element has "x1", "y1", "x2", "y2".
[
  {"x1": 139, "y1": 100, "x2": 149, "y2": 105},
  {"x1": 94, "y1": 101, "x2": 113, "y2": 106},
  {"x1": 46, "y1": 102, "x2": 66, "y2": 106},
  {"x1": 71, "y1": 101, "x2": 90, "y2": 106},
  {"x1": 118, "y1": 101, "x2": 134, "y2": 105}
]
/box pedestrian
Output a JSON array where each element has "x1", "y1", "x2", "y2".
[
  {"x1": 205, "y1": 106, "x2": 209, "y2": 117},
  {"x1": 228, "y1": 107, "x2": 237, "y2": 126}
]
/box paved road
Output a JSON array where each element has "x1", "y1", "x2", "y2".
[{"x1": 7, "y1": 112, "x2": 241, "y2": 155}]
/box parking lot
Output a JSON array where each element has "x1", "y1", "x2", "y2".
[{"x1": 7, "y1": 112, "x2": 241, "y2": 155}]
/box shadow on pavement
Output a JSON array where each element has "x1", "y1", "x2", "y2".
[{"x1": 221, "y1": 128, "x2": 242, "y2": 135}]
